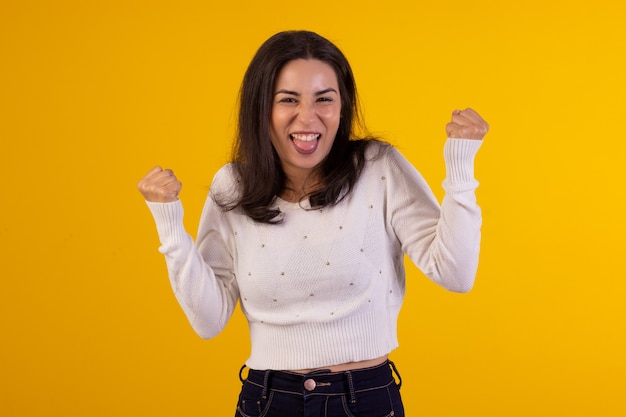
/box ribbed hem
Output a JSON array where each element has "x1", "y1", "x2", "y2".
[
  {"x1": 145, "y1": 200, "x2": 188, "y2": 245},
  {"x1": 245, "y1": 309, "x2": 398, "y2": 370},
  {"x1": 444, "y1": 138, "x2": 483, "y2": 184}
]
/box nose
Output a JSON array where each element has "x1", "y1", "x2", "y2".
[{"x1": 296, "y1": 101, "x2": 317, "y2": 124}]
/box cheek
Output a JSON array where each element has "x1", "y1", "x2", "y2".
[
  {"x1": 270, "y1": 110, "x2": 291, "y2": 133},
  {"x1": 319, "y1": 107, "x2": 341, "y2": 127}
]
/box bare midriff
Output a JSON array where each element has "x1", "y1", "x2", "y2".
[{"x1": 290, "y1": 355, "x2": 388, "y2": 374}]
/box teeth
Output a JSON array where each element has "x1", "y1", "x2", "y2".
[{"x1": 290, "y1": 134, "x2": 320, "y2": 141}]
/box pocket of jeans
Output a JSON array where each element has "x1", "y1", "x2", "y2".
[
  {"x1": 340, "y1": 395, "x2": 358, "y2": 417},
  {"x1": 344, "y1": 383, "x2": 404, "y2": 417},
  {"x1": 236, "y1": 381, "x2": 274, "y2": 417}
]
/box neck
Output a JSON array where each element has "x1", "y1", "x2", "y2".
[{"x1": 281, "y1": 170, "x2": 322, "y2": 203}]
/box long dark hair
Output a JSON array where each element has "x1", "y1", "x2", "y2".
[{"x1": 218, "y1": 30, "x2": 379, "y2": 223}]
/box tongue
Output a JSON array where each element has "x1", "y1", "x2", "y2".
[{"x1": 293, "y1": 138, "x2": 317, "y2": 154}]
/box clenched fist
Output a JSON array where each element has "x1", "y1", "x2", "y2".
[
  {"x1": 137, "y1": 166, "x2": 182, "y2": 203},
  {"x1": 446, "y1": 108, "x2": 489, "y2": 140}
]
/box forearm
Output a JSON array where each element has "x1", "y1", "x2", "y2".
[
  {"x1": 146, "y1": 200, "x2": 236, "y2": 338},
  {"x1": 433, "y1": 138, "x2": 483, "y2": 291},
  {"x1": 395, "y1": 139, "x2": 483, "y2": 292}
]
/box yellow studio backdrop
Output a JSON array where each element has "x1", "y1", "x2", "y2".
[{"x1": 1, "y1": 0, "x2": 624, "y2": 416}]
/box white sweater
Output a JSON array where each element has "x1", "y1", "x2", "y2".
[{"x1": 146, "y1": 139, "x2": 482, "y2": 370}]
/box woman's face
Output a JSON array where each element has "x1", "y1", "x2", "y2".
[{"x1": 270, "y1": 59, "x2": 341, "y2": 182}]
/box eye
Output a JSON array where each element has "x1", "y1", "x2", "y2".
[
  {"x1": 278, "y1": 96, "x2": 297, "y2": 104},
  {"x1": 316, "y1": 96, "x2": 333, "y2": 103}
]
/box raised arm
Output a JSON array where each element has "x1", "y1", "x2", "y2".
[
  {"x1": 390, "y1": 108, "x2": 488, "y2": 292},
  {"x1": 138, "y1": 167, "x2": 239, "y2": 338}
]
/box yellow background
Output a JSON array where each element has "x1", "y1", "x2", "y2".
[{"x1": 1, "y1": 0, "x2": 625, "y2": 416}]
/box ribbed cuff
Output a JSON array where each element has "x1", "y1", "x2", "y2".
[
  {"x1": 444, "y1": 138, "x2": 483, "y2": 184},
  {"x1": 145, "y1": 200, "x2": 188, "y2": 245}
]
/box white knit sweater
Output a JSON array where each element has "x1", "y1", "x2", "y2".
[{"x1": 146, "y1": 138, "x2": 482, "y2": 370}]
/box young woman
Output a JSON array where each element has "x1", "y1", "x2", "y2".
[{"x1": 138, "y1": 30, "x2": 488, "y2": 417}]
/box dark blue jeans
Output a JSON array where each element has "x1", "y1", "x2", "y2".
[{"x1": 235, "y1": 360, "x2": 404, "y2": 417}]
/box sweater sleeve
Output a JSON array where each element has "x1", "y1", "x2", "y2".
[
  {"x1": 387, "y1": 138, "x2": 483, "y2": 292},
  {"x1": 145, "y1": 168, "x2": 239, "y2": 338}
]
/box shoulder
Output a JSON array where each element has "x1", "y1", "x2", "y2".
[
  {"x1": 360, "y1": 142, "x2": 432, "y2": 196},
  {"x1": 211, "y1": 163, "x2": 237, "y2": 186},
  {"x1": 210, "y1": 163, "x2": 241, "y2": 200},
  {"x1": 363, "y1": 139, "x2": 390, "y2": 158},
  {"x1": 361, "y1": 140, "x2": 410, "y2": 173}
]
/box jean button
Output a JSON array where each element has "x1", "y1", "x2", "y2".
[{"x1": 303, "y1": 378, "x2": 317, "y2": 391}]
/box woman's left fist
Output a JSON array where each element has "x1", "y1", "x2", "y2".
[{"x1": 446, "y1": 108, "x2": 489, "y2": 140}]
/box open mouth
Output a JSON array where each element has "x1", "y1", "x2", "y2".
[{"x1": 289, "y1": 133, "x2": 320, "y2": 154}]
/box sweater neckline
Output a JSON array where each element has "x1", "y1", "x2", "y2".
[{"x1": 275, "y1": 196, "x2": 312, "y2": 210}]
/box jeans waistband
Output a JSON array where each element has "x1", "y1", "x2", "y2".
[{"x1": 239, "y1": 360, "x2": 401, "y2": 401}]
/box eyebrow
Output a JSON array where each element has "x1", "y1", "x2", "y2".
[{"x1": 274, "y1": 88, "x2": 338, "y2": 96}]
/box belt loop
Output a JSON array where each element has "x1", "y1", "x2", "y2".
[
  {"x1": 388, "y1": 360, "x2": 402, "y2": 389},
  {"x1": 261, "y1": 370, "x2": 271, "y2": 400},
  {"x1": 239, "y1": 364, "x2": 248, "y2": 384},
  {"x1": 345, "y1": 371, "x2": 357, "y2": 404}
]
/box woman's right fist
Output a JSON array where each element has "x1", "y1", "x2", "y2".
[{"x1": 137, "y1": 166, "x2": 182, "y2": 203}]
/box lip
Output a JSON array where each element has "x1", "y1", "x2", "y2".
[{"x1": 289, "y1": 132, "x2": 321, "y2": 155}]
